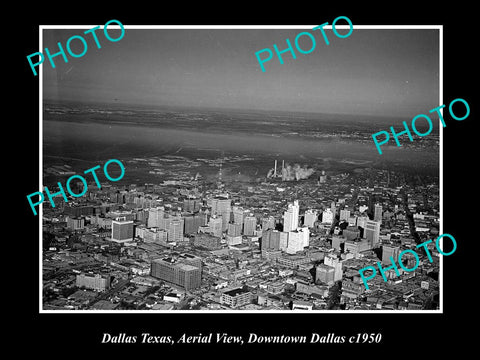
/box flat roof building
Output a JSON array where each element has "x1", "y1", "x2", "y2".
[
  {"x1": 150, "y1": 254, "x2": 203, "y2": 291},
  {"x1": 110, "y1": 218, "x2": 134, "y2": 243},
  {"x1": 220, "y1": 287, "x2": 252, "y2": 308},
  {"x1": 76, "y1": 273, "x2": 111, "y2": 292}
]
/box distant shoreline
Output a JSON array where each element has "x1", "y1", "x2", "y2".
[{"x1": 43, "y1": 98, "x2": 420, "y2": 125}]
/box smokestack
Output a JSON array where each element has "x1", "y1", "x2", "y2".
[
  {"x1": 274, "y1": 160, "x2": 277, "y2": 177},
  {"x1": 282, "y1": 160, "x2": 285, "y2": 170}
]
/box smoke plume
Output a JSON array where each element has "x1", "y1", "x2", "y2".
[{"x1": 267, "y1": 162, "x2": 315, "y2": 181}]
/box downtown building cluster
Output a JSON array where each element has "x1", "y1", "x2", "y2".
[{"x1": 42, "y1": 159, "x2": 440, "y2": 311}]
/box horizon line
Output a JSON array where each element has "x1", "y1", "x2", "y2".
[{"x1": 43, "y1": 97, "x2": 441, "y2": 122}]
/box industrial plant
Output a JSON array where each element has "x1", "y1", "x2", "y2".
[{"x1": 267, "y1": 160, "x2": 315, "y2": 181}]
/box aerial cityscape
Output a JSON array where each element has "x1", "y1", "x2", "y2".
[
  {"x1": 41, "y1": 102, "x2": 440, "y2": 312},
  {"x1": 40, "y1": 28, "x2": 440, "y2": 312}
]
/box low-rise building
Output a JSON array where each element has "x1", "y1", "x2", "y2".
[
  {"x1": 76, "y1": 273, "x2": 111, "y2": 292},
  {"x1": 220, "y1": 287, "x2": 252, "y2": 308}
]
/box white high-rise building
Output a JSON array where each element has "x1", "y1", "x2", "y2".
[
  {"x1": 357, "y1": 215, "x2": 369, "y2": 229},
  {"x1": 167, "y1": 218, "x2": 184, "y2": 243},
  {"x1": 322, "y1": 208, "x2": 334, "y2": 224},
  {"x1": 279, "y1": 232, "x2": 289, "y2": 251},
  {"x1": 299, "y1": 226, "x2": 310, "y2": 247},
  {"x1": 211, "y1": 196, "x2": 231, "y2": 215},
  {"x1": 147, "y1": 207, "x2": 165, "y2": 228},
  {"x1": 208, "y1": 216, "x2": 223, "y2": 238},
  {"x1": 330, "y1": 201, "x2": 336, "y2": 216},
  {"x1": 286, "y1": 231, "x2": 303, "y2": 254},
  {"x1": 210, "y1": 196, "x2": 231, "y2": 231},
  {"x1": 374, "y1": 203, "x2": 383, "y2": 222},
  {"x1": 232, "y1": 206, "x2": 246, "y2": 225},
  {"x1": 339, "y1": 209, "x2": 351, "y2": 221},
  {"x1": 304, "y1": 209, "x2": 318, "y2": 228},
  {"x1": 285, "y1": 226, "x2": 309, "y2": 254},
  {"x1": 359, "y1": 205, "x2": 369, "y2": 214},
  {"x1": 283, "y1": 200, "x2": 299, "y2": 232}
]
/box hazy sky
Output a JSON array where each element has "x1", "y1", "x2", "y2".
[{"x1": 43, "y1": 27, "x2": 439, "y2": 117}]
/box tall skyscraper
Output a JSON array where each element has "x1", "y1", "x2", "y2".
[
  {"x1": 147, "y1": 207, "x2": 165, "y2": 228},
  {"x1": 364, "y1": 220, "x2": 381, "y2": 248},
  {"x1": 227, "y1": 222, "x2": 242, "y2": 237},
  {"x1": 279, "y1": 231, "x2": 289, "y2": 251},
  {"x1": 211, "y1": 196, "x2": 232, "y2": 231},
  {"x1": 283, "y1": 200, "x2": 299, "y2": 232},
  {"x1": 286, "y1": 227, "x2": 309, "y2": 254},
  {"x1": 261, "y1": 216, "x2": 276, "y2": 231},
  {"x1": 167, "y1": 218, "x2": 184, "y2": 243},
  {"x1": 356, "y1": 215, "x2": 369, "y2": 229},
  {"x1": 221, "y1": 211, "x2": 231, "y2": 232},
  {"x1": 339, "y1": 209, "x2": 351, "y2": 222},
  {"x1": 184, "y1": 212, "x2": 207, "y2": 234},
  {"x1": 243, "y1": 215, "x2": 257, "y2": 236},
  {"x1": 184, "y1": 214, "x2": 196, "y2": 235},
  {"x1": 299, "y1": 226, "x2": 310, "y2": 247},
  {"x1": 208, "y1": 216, "x2": 223, "y2": 238},
  {"x1": 322, "y1": 208, "x2": 334, "y2": 224},
  {"x1": 374, "y1": 203, "x2": 383, "y2": 222},
  {"x1": 330, "y1": 201, "x2": 336, "y2": 217},
  {"x1": 212, "y1": 196, "x2": 231, "y2": 215},
  {"x1": 262, "y1": 229, "x2": 281, "y2": 251},
  {"x1": 261, "y1": 230, "x2": 270, "y2": 250},
  {"x1": 196, "y1": 212, "x2": 207, "y2": 230},
  {"x1": 183, "y1": 198, "x2": 201, "y2": 213},
  {"x1": 232, "y1": 206, "x2": 246, "y2": 225},
  {"x1": 304, "y1": 209, "x2": 318, "y2": 228}
]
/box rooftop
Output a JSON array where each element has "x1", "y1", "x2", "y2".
[{"x1": 223, "y1": 287, "x2": 250, "y2": 297}]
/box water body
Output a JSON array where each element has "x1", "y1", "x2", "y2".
[{"x1": 43, "y1": 101, "x2": 439, "y2": 174}]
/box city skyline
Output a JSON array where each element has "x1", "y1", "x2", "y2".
[
  {"x1": 41, "y1": 153, "x2": 441, "y2": 313},
  {"x1": 40, "y1": 25, "x2": 441, "y2": 313}
]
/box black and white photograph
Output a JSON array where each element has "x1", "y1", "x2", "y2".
[{"x1": 39, "y1": 24, "x2": 442, "y2": 313}]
